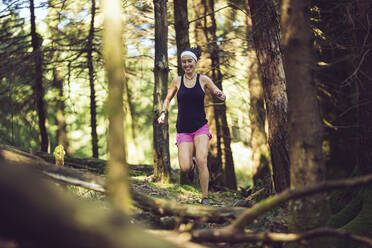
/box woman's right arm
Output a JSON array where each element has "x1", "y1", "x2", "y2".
[{"x1": 158, "y1": 78, "x2": 178, "y2": 124}]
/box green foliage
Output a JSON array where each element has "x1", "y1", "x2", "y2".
[{"x1": 0, "y1": 0, "x2": 255, "y2": 190}]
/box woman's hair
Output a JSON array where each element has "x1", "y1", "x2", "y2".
[{"x1": 184, "y1": 46, "x2": 202, "y2": 60}]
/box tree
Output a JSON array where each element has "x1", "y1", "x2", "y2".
[
  {"x1": 0, "y1": 9, "x2": 39, "y2": 148},
  {"x1": 29, "y1": 0, "x2": 49, "y2": 152},
  {"x1": 247, "y1": 0, "x2": 290, "y2": 193},
  {"x1": 173, "y1": 0, "x2": 191, "y2": 76},
  {"x1": 103, "y1": 0, "x2": 132, "y2": 214},
  {"x1": 280, "y1": 0, "x2": 329, "y2": 244},
  {"x1": 173, "y1": 0, "x2": 194, "y2": 185},
  {"x1": 153, "y1": 0, "x2": 171, "y2": 183},
  {"x1": 87, "y1": 0, "x2": 99, "y2": 158},
  {"x1": 53, "y1": 67, "x2": 70, "y2": 153},
  {"x1": 192, "y1": 0, "x2": 237, "y2": 190}
]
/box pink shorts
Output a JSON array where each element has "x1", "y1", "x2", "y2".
[{"x1": 176, "y1": 123, "x2": 212, "y2": 146}]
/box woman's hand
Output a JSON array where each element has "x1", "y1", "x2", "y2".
[
  {"x1": 214, "y1": 89, "x2": 226, "y2": 101},
  {"x1": 157, "y1": 112, "x2": 166, "y2": 124}
]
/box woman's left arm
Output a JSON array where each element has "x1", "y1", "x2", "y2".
[{"x1": 202, "y1": 75, "x2": 226, "y2": 101}]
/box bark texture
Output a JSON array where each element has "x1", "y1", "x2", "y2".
[
  {"x1": 248, "y1": 0, "x2": 290, "y2": 193},
  {"x1": 280, "y1": 0, "x2": 329, "y2": 244},
  {"x1": 153, "y1": 0, "x2": 171, "y2": 183}
]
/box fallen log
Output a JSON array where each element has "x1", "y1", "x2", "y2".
[
  {"x1": 0, "y1": 163, "x2": 184, "y2": 248},
  {"x1": 0, "y1": 145, "x2": 246, "y2": 223},
  {"x1": 34, "y1": 149, "x2": 154, "y2": 175}
]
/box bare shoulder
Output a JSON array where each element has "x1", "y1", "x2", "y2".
[
  {"x1": 171, "y1": 76, "x2": 182, "y2": 90},
  {"x1": 199, "y1": 74, "x2": 213, "y2": 89}
]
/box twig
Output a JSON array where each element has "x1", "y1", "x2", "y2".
[
  {"x1": 341, "y1": 49, "x2": 371, "y2": 86},
  {"x1": 192, "y1": 227, "x2": 372, "y2": 247}
]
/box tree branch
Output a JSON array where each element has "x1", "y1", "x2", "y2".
[
  {"x1": 191, "y1": 227, "x2": 372, "y2": 247},
  {"x1": 228, "y1": 173, "x2": 372, "y2": 230}
]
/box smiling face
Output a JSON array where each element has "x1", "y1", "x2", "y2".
[{"x1": 181, "y1": 55, "x2": 197, "y2": 74}]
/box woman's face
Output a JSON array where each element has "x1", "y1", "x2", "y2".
[{"x1": 181, "y1": 55, "x2": 196, "y2": 74}]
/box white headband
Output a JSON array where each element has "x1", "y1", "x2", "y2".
[{"x1": 181, "y1": 51, "x2": 198, "y2": 62}]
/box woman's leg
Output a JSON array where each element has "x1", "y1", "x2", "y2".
[
  {"x1": 178, "y1": 142, "x2": 194, "y2": 173},
  {"x1": 194, "y1": 134, "x2": 209, "y2": 198}
]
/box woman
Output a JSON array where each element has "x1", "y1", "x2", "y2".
[{"x1": 158, "y1": 47, "x2": 226, "y2": 205}]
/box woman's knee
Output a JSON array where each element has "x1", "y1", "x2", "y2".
[
  {"x1": 179, "y1": 158, "x2": 192, "y2": 172},
  {"x1": 195, "y1": 155, "x2": 207, "y2": 168}
]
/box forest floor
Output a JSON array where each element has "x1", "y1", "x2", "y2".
[
  {"x1": 0, "y1": 145, "x2": 287, "y2": 248},
  {"x1": 67, "y1": 163, "x2": 288, "y2": 248}
]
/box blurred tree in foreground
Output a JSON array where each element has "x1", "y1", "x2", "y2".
[{"x1": 103, "y1": 0, "x2": 132, "y2": 214}]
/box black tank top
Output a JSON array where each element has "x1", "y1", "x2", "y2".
[{"x1": 176, "y1": 74, "x2": 208, "y2": 133}]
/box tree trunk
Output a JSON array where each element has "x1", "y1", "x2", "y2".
[
  {"x1": 53, "y1": 67, "x2": 70, "y2": 154},
  {"x1": 30, "y1": 0, "x2": 48, "y2": 152},
  {"x1": 192, "y1": 0, "x2": 223, "y2": 188},
  {"x1": 88, "y1": 0, "x2": 99, "y2": 158},
  {"x1": 193, "y1": 0, "x2": 237, "y2": 190},
  {"x1": 206, "y1": 0, "x2": 237, "y2": 190},
  {"x1": 174, "y1": 0, "x2": 190, "y2": 76},
  {"x1": 280, "y1": 0, "x2": 329, "y2": 244},
  {"x1": 103, "y1": 0, "x2": 132, "y2": 215},
  {"x1": 173, "y1": 0, "x2": 194, "y2": 185},
  {"x1": 248, "y1": 0, "x2": 290, "y2": 193},
  {"x1": 153, "y1": 0, "x2": 171, "y2": 183}
]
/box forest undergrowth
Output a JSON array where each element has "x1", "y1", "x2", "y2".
[{"x1": 66, "y1": 163, "x2": 288, "y2": 248}]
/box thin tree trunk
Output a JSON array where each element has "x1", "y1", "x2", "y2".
[
  {"x1": 53, "y1": 67, "x2": 70, "y2": 154},
  {"x1": 153, "y1": 0, "x2": 171, "y2": 183},
  {"x1": 281, "y1": 0, "x2": 329, "y2": 244},
  {"x1": 248, "y1": 0, "x2": 290, "y2": 193},
  {"x1": 173, "y1": 0, "x2": 193, "y2": 185},
  {"x1": 88, "y1": 0, "x2": 99, "y2": 158},
  {"x1": 30, "y1": 0, "x2": 48, "y2": 152},
  {"x1": 206, "y1": 0, "x2": 236, "y2": 190},
  {"x1": 193, "y1": 0, "x2": 236, "y2": 190},
  {"x1": 192, "y1": 0, "x2": 223, "y2": 187},
  {"x1": 103, "y1": 0, "x2": 132, "y2": 215},
  {"x1": 124, "y1": 79, "x2": 138, "y2": 143},
  {"x1": 174, "y1": 0, "x2": 190, "y2": 76}
]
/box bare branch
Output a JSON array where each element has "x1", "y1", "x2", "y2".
[
  {"x1": 228, "y1": 173, "x2": 372, "y2": 230},
  {"x1": 192, "y1": 227, "x2": 372, "y2": 247}
]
